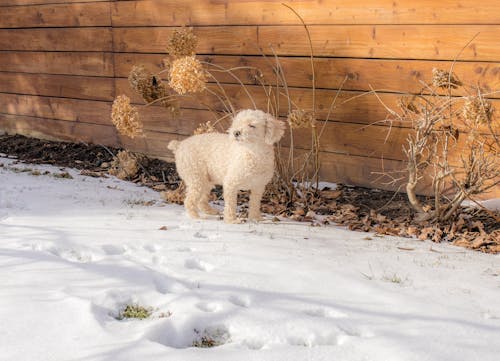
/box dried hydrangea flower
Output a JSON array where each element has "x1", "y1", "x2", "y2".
[
  {"x1": 167, "y1": 27, "x2": 198, "y2": 57},
  {"x1": 462, "y1": 96, "x2": 493, "y2": 124},
  {"x1": 287, "y1": 109, "x2": 314, "y2": 129},
  {"x1": 161, "y1": 181, "x2": 186, "y2": 205},
  {"x1": 128, "y1": 65, "x2": 178, "y2": 112},
  {"x1": 193, "y1": 121, "x2": 217, "y2": 135},
  {"x1": 108, "y1": 150, "x2": 141, "y2": 180},
  {"x1": 431, "y1": 68, "x2": 462, "y2": 89},
  {"x1": 169, "y1": 56, "x2": 207, "y2": 95},
  {"x1": 111, "y1": 95, "x2": 142, "y2": 138}
]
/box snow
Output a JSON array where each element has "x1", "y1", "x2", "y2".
[{"x1": 1, "y1": 157, "x2": 499, "y2": 361}]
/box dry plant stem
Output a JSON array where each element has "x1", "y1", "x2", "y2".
[
  {"x1": 204, "y1": 72, "x2": 236, "y2": 114},
  {"x1": 282, "y1": 3, "x2": 316, "y2": 117},
  {"x1": 202, "y1": 61, "x2": 257, "y2": 109},
  {"x1": 318, "y1": 75, "x2": 349, "y2": 140},
  {"x1": 270, "y1": 47, "x2": 295, "y2": 178},
  {"x1": 143, "y1": 95, "x2": 178, "y2": 107},
  {"x1": 282, "y1": 2, "x2": 319, "y2": 193}
]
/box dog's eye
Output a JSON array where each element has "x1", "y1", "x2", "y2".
[{"x1": 249, "y1": 124, "x2": 256, "y2": 129}]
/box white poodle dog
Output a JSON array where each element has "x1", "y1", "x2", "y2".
[{"x1": 168, "y1": 109, "x2": 285, "y2": 223}]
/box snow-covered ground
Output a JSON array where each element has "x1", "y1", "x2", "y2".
[{"x1": 1, "y1": 157, "x2": 499, "y2": 361}]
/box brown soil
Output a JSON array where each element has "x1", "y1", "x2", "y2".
[{"x1": 1, "y1": 134, "x2": 498, "y2": 253}]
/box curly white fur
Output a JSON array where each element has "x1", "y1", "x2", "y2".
[{"x1": 168, "y1": 109, "x2": 285, "y2": 223}]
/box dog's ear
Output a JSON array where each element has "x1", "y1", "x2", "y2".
[{"x1": 264, "y1": 114, "x2": 285, "y2": 145}]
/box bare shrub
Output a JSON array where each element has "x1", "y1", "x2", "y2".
[{"x1": 382, "y1": 70, "x2": 499, "y2": 222}]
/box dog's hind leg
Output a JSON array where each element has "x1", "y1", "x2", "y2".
[
  {"x1": 184, "y1": 183, "x2": 202, "y2": 219},
  {"x1": 198, "y1": 183, "x2": 219, "y2": 215}
]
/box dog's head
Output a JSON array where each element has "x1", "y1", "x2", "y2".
[{"x1": 228, "y1": 109, "x2": 285, "y2": 145}]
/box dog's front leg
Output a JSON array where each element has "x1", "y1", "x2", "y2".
[
  {"x1": 248, "y1": 185, "x2": 265, "y2": 221},
  {"x1": 223, "y1": 181, "x2": 240, "y2": 223}
]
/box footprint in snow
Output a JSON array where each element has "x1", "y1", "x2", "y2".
[
  {"x1": 101, "y1": 244, "x2": 127, "y2": 255},
  {"x1": 184, "y1": 258, "x2": 214, "y2": 272},
  {"x1": 51, "y1": 247, "x2": 95, "y2": 263},
  {"x1": 228, "y1": 294, "x2": 251, "y2": 308},
  {"x1": 196, "y1": 301, "x2": 222, "y2": 312},
  {"x1": 176, "y1": 246, "x2": 194, "y2": 252},
  {"x1": 143, "y1": 244, "x2": 162, "y2": 252},
  {"x1": 153, "y1": 274, "x2": 189, "y2": 294},
  {"x1": 304, "y1": 307, "x2": 347, "y2": 319}
]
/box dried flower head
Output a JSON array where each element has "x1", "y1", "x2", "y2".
[
  {"x1": 287, "y1": 109, "x2": 314, "y2": 129},
  {"x1": 111, "y1": 95, "x2": 142, "y2": 138},
  {"x1": 431, "y1": 68, "x2": 462, "y2": 89},
  {"x1": 167, "y1": 27, "x2": 198, "y2": 57},
  {"x1": 193, "y1": 121, "x2": 217, "y2": 135},
  {"x1": 462, "y1": 96, "x2": 493, "y2": 124},
  {"x1": 128, "y1": 65, "x2": 178, "y2": 112},
  {"x1": 169, "y1": 56, "x2": 207, "y2": 95},
  {"x1": 109, "y1": 150, "x2": 140, "y2": 180},
  {"x1": 161, "y1": 181, "x2": 186, "y2": 204}
]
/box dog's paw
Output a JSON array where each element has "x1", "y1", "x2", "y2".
[
  {"x1": 224, "y1": 217, "x2": 244, "y2": 224},
  {"x1": 248, "y1": 215, "x2": 264, "y2": 222},
  {"x1": 203, "y1": 207, "x2": 220, "y2": 216}
]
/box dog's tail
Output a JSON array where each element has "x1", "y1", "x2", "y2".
[{"x1": 167, "y1": 140, "x2": 181, "y2": 153}]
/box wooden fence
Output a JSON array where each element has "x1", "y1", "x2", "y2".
[{"x1": 0, "y1": 0, "x2": 499, "y2": 196}]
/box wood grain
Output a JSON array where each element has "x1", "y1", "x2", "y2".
[
  {"x1": 0, "y1": 28, "x2": 112, "y2": 51},
  {"x1": 113, "y1": 25, "x2": 500, "y2": 61},
  {"x1": 0, "y1": 2, "x2": 110, "y2": 28},
  {"x1": 0, "y1": 73, "x2": 114, "y2": 101},
  {"x1": 114, "y1": 53, "x2": 500, "y2": 98},
  {"x1": 0, "y1": 93, "x2": 111, "y2": 125},
  {"x1": 115, "y1": 79, "x2": 500, "y2": 128},
  {"x1": 0, "y1": 0, "x2": 109, "y2": 6},
  {"x1": 112, "y1": 0, "x2": 500, "y2": 26},
  {"x1": 0, "y1": 52, "x2": 114, "y2": 77}
]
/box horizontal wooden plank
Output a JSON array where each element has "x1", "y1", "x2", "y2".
[
  {"x1": 115, "y1": 53, "x2": 500, "y2": 98},
  {"x1": 0, "y1": 28, "x2": 112, "y2": 51},
  {"x1": 115, "y1": 79, "x2": 500, "y2": 128},
  {"x1": 0, "y1": 93, "x2": 111, "y2": 125},
  {"x1": 0, "y1": 2, "x2": 110, "y2": 28},
  {"x1": 0, "y1": 113, "x2": 119, "y2": 146},
  {"x1": 0, "y1": 73, "x2": 114, "y2": 101},
  {"x1": 2, "y1": 114, "x2": 498, "y2": 197},
  {"x1": 0, "y1": 0, "x2": 109, "y2": 6},
  {"x1": 113, "y1": 25, "x2": 500, "y2": 61},
  {"x1": 112, "y1": 0, "x2": 500, "y2": 26},
  {"x1": 0, "y1": 51, "x2": 114, "y2": 77}
]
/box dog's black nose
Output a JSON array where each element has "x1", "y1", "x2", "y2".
[{"x1": 234, "y1": 130, "x2": 241, "y2": 138}]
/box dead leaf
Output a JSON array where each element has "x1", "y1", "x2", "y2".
[
  {"x1": 322, "y1": 189, "x2": 341, "y2": 199},
  {"x1": 406, "y1": 226, "x2": 419, "y2": 236},
  {"x1": 419, "y1": 227, "x2": 434, "y2": 241}
]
